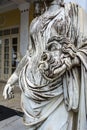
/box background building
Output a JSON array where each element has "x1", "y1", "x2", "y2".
[{"x1": 0, "y1": 0, "x2": 35, "y2": 81}]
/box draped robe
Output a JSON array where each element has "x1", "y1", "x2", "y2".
[{"x1": 17, "y1": 3, "x2": 87, "y2": 130}]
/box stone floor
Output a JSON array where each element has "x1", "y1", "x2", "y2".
[{"x1": 0, "y1": 82, "x2": 26, "y2": 130}]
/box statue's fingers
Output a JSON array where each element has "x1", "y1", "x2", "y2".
[
  {"x1": 8, "y1": 86, "x2": 12, "y2": 94},
  {"x1": 8, "y1": 91, "x2": 14, "y2": 99},
  {"x1": 53, "y1": 64, "x2": 66, "y2": 75}
]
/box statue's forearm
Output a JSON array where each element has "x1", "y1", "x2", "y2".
[
  {"x1": 72, "y1": 56, "x2": 81, "y2": 67},
  {"x1": 7, "y1": 72, "x2": 18, "y2": 86},
  {"x1": 7, "y1": 54, "x2": 30, "y2": 86}
]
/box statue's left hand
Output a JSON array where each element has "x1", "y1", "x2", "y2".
[
  {"x1": 3, "y1": 83, "x2": 14, "y2": 99},
  {"x1": 53, "y1": 63, "x2": 67, "y2": 77}
]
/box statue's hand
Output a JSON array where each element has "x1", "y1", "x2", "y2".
[
  {"x1": 53, "y1": 63, "x2": 67, "y2": 77},
  {"x1": 3, "y1": 83, "x2": 14, "y2": 99},
  {"x1": 39, "y1": 50, "x2": 78, "y2": 79}
]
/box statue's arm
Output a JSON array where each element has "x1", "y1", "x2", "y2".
[
  {"x1": 3, "y1": 52, "x2": 30, "y2": 99},
  {"x1": 8, "y1": 52, "x2": 29, "y2": 84}
]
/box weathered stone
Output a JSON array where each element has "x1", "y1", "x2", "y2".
[{"x1": 3, "y1": 0, "x2": 87, "y2": 130}]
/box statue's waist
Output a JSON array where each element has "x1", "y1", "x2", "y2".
[
  {"x1": 19, "y1": 63, "x2": 63, "y2": 101},
  {"x1": 23, "y1": 76, "x2": 63, "y2": 101}
]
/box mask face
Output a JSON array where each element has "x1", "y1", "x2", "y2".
[
  {"x1": 40, "y1": 41, "x2": 62, "y2": 62},
  {"x1": 46, "y1": 41, "x2": 62, "y2": 60}
]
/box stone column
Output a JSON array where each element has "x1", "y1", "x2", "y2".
[{"x1": 19, "y1": 2, "x2": 30, "y2": 57}]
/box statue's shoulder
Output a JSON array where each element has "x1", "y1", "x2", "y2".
[{"x1": 29, "y1": 17, "x2": 39, "y2": 30}]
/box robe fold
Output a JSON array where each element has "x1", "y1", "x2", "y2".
[{"x1": 18, "y1": 3, "x2": 87, "y2": 130}]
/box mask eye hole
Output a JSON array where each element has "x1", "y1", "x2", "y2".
[{"x1": 47, "y1": 42, "x2": 61, "y2": 51}]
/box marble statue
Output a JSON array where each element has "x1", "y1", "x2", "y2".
[{"x1": 3, "y1": 0, "x2": 87, "y2": 130}]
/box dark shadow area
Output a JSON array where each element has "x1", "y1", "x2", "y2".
[{"x1": 0, "y1": 105, "x2": 24, "y2": 121}]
